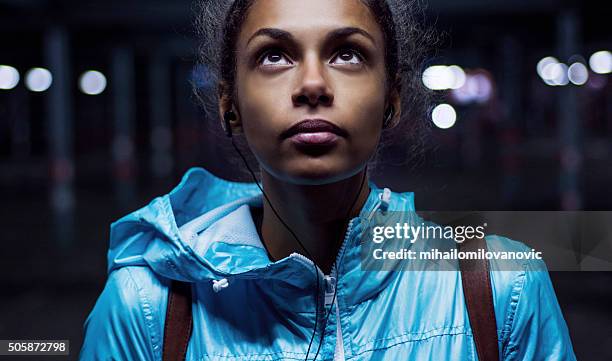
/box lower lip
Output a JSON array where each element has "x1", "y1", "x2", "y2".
[{"x1": 289, "y1": 132, "x2": 339, "y2": 146}]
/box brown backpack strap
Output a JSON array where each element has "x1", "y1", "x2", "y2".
[
  {"x1": 163, "y1": 281, "x2": 193, "y2": 361},
  {"x1": 458, "y1": 237, "x2": 500, "y2": 361}
]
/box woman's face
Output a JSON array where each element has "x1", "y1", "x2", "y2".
[{"x1": 231, "y1": 0, "x2": 392, "y2": 185}]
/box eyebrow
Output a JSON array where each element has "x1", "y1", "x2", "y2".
[{"x1": 246, "y1": 26, "x2": 376, "y2": 47}]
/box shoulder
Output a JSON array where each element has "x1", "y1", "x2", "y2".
[
  {"x1": 105, "y1": 266, "x2": 170, "y2": 316},
  {"x1": 483, "y1": 235, "x2": 535, "y2": 334},
  {"x1": 484, "y1": 235, "x2": 576, "y2": 360},
  {"x1": 484, "y1": 235, "x2": 550, "y2": 306},
  {"x1": 80, "y1": 267, "x2": 170, "y2": 361}
]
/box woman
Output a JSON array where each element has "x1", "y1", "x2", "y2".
[{"x1": 80, "y1": 0, "x2": 576, "y2": 360}]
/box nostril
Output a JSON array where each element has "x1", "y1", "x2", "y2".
[
  {"x1": 294, "y1": 94, "x2": 310, "y2": 105},
  {"x1": 293, "y1": 93, "x2": 333, "y2": 107},
  {"x1": 319, "y1": 94, "x2": 332, "y2": 106}
]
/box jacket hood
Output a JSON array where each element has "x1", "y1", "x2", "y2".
[{"x1": 107, "y1": 167, "x2": 415, "y2": 301}]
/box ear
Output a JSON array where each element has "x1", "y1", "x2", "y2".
[
  {"x1": 218, "y1": 81, "x2": 243, "y2": 134},
  {"x1": 386, "y1": 76, "x2": 402, "y2": 129}
]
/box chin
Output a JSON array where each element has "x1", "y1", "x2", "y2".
[{"x1": 276, "y1": 159, "x2": 361, "y2": 186}]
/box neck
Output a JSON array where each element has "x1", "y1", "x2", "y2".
[{"x1": 254, "y1": 168, "x2": 370, "y2": 274}]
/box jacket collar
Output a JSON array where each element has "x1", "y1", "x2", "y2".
[{"x1": 108, "y1": 167, "x2": 415, "y2": 305}]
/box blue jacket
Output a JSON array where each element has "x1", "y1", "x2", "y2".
[{"x1": 80, "y1": 167, "x2": 576, "y2": 360}]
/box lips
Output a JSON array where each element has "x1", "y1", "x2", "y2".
[
  {"x1": 281, "y1": 119, "x2": 347, "y2": 148},
  {"x1": 281, "y1": 119, "x2": 347, "y2": 139}
]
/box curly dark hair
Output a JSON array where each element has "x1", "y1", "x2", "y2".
[{"x1": 194, "y1": 0, "x2": 435, "y2": 179}]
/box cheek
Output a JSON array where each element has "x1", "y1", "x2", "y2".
[
  {"x1": 235, "y1": 74, "x2": 289, "y2": 147},
  {"x1": 337, "y1": 78, "x2": 387, "y2": 148}
]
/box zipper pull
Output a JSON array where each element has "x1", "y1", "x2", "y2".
[
  {"x1": 324, "y1": 275, "x2": 336, "y2": 306},
  {"x1": 366, "y1": 188, "x2": 393, "y2": 224},
  {"x1": 380, "y1": 188, "x2": 391, "y2": 213}
]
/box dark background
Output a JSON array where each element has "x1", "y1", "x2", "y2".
[{"x1": 0, "y1": 0, "x2": 610, "y2": 359}]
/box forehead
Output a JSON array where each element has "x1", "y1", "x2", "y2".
[{"x1": 238, "y1": 0, "x2": 384, "y2": 45}]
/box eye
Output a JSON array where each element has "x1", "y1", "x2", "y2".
[
  {"x1": 259, "y1": 49, "x2": 292, "y2": 66},
  {"x1": 331, "y1": 48, "x2": 364, "y2": 65}
]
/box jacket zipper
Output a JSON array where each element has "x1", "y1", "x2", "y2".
[
  {"x1": 289, "y1": 216, "x2": 356, "y2": 286},
  {"x1": 333, "y1": 295, "x2": 345, "y2": 361},
  {"x1": 328, "y1": 218, "x2": 355, "y2": 361},
  {"x1": 289, "y1": 216, "x2": 359, "y2": 361},
  {"x1": 289, "y1": 192, "x2": 384, "y2": 360}
]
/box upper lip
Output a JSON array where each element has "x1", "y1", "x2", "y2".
[{"x1": 281, "y1": 119, "x2": 347, "y2": 139}]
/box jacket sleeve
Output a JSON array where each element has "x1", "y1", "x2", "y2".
[
  {"x1": 502, "y1": 259, "x2": 577, "y2": 361},
  {"x1": 79, "y1": 267, "x2": 166, "y2": 361}
]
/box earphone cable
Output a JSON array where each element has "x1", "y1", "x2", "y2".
[
  {"x1": 229, "y1": 137, "x2": 321, "y2": 360},
  {"x1": 311, "y1": 166, "x2": 367, "y2": 361},
  {"x1": 230, "y1": 136, "x2": 368, "y2": 361}
]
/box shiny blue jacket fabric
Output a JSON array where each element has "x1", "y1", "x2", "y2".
[{"x1": 80, "y1": 167, "x2": 576, "y2": 360}]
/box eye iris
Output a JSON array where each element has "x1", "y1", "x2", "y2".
[
  {"x1": 340, "y1": 51, "x2": 355, "y2": 61},
  {"x1": 268, "y1": 53, "x2": 282, "y2": 62}
]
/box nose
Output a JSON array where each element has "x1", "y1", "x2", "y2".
[{"x1": 291, "y1": 55, "x2": 334, "y2": 107}]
